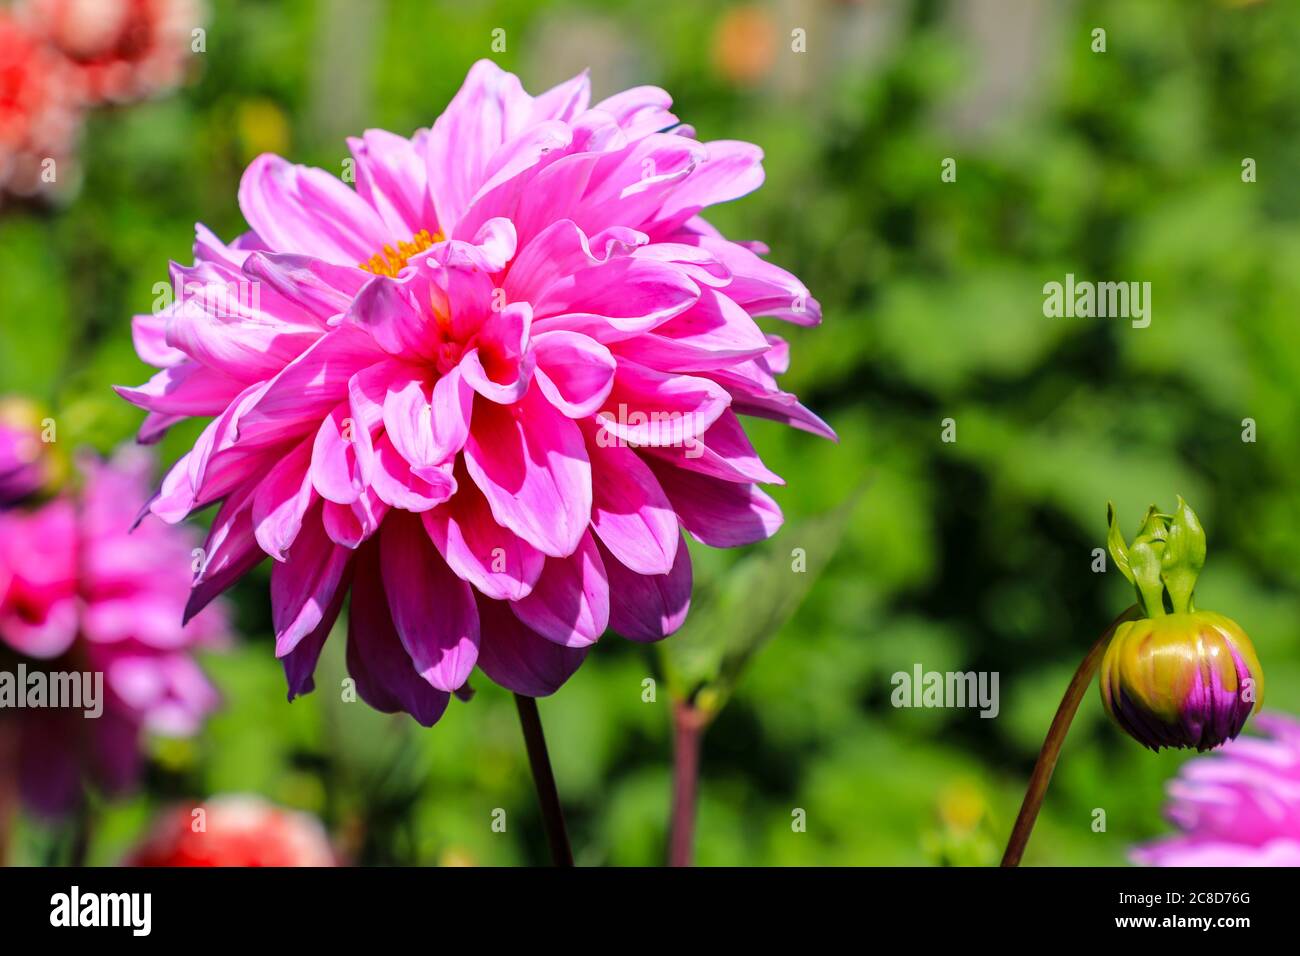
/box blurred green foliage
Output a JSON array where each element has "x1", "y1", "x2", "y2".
[{"x1": 4, "y1": 0, "x2": 1300, "y2": 866}]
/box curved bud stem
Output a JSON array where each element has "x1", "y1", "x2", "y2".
[{"x1": 1001, "y1": 605, "x2": 1139, "y2": 867}]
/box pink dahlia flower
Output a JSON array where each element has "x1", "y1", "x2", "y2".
[
  {"x1": 1132, "y1": 713, "x2": 1300, "y2": 866},
  {"x1": 117, "y1": 60, "x2": 832, "y2": 724},
  {"x1": 0, "y1": 447, "x2": 226, "y2": 817},
  {"x1": 127, "y1": 794, "x2": 336, "y2": 867}
]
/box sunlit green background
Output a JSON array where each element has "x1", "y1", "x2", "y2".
[{"x1": 3, "y1": 0, "x2": 1299, "y2": 865}]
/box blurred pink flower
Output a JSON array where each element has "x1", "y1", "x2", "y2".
[
  {"x1": 127, "y1": 794, "x2": 336, "y2": 867},
  {"x1": 1133, "y1": 713, "x2": 1300, "y2": 866},
  {"x1": 18, "y1": 0, "x2": 201, "y2": 106},
  {"x1": 0, "y1": 447, "x2": 226, "y2": 817},
  {"x1": 117, "y1": 60, "x2": 831, "y2": 724}
]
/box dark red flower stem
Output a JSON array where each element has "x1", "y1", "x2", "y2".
[
  {"x1": 668, "y1": 700, "x2": 708, "y2": 867},
  {"x1": 1001, "y1": 604, "x2": 1138, "y2": 866},
  {"x1": 513, "y1": 693, "x2": 573, "y2": 866}
]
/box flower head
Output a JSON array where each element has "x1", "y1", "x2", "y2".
[
  {"x1": 116, "y1": 60, "x2": 831, "y2": 724},
  {"x1": 0, "y1": 447, "x2": 226, "y2": 816},
  {"x1": 1100, "y1": 498, "x2": 1263, "y2": 752},
  {"x1": 127, "y1": 794, "x2": 337, "y2": 867},
  {"x1": 1133, "y1": 713, "x2": 1300, "y2": 866}
]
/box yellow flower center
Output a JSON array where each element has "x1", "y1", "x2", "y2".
[{"x1": 358, "y1": 229, "x2": 441, "y2": 278}]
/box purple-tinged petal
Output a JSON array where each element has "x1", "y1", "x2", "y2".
[
  {"x1": 597, "y1": 535, "x2": 692, "y2": 642},
  {"x1": 380, "y1": 511, "x2": 480, "y2": 692},
  {"x1": 346, "y1": 545, "x2": 450, "y2": 727},
  {"x1": 475, "y1": 594, "x2": 587, "y2": 697},
  {"x1": 510, "y1": 531, "x2": 609, "y2": 647},
  {"x1": 647, "y1": 459, "x2": 783, "y2": 547}
]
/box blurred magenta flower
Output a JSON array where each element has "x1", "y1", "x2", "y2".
[
  {"x1": 127, "y1": 794, "x2": 336, "y2": 867},
  {"x1": 1133, "y1": 713, "x2": 1300, "y2": 866},
  {"x1": 117, "y1": 60, "x2": 831, "y2": 724},
  {"x1": 0, "y1": 447, "x2": 226, "y2": 817}
]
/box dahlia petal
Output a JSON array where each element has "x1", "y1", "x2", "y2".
[
  {"x1": 532, "y1": 330, "x2": 616, "y2": 418},
  {"x1": 428, "y1": 364, "x2": 474, "y2": 461},
  {"x1": 347, "y1": 267, "x2": 439, "y2": 361},
  {"x1": 346, "y1": 361, "x2": 404, "y2": 483},
  {"x1": 584, "y1": 423, "x2": 679, "y2": 575},
  {"x1": 310, "y1": 403, "x2": 364, "y2": 505},
  {"x1": 425, "y1": 59, "x2": 534, "y2": 232},
  {"x1": 370, "y1": 433, "x2": 456, "y2": 512},
  {"x1": 137, "y1": 410, "x2": 184, "y2": 445},
  {"x1": 346, "y1": 548, "x2": 450, "y2": 727},
  {"x1": 648, "y1": 460, "x2": 784, "y2": 547},
  {"x1": 252, "y1": 437, "x2": 316, "y2": 560},
  {"x1": 475, "y1": 594, "x2": 587, "y2": 697},
  {"x1": 282, "y1": 565, "x2": 350, "y2": 701},
  {"x1": 185, "y1": 489, "x2": 265, "y2": 625},
  {"x1": 463, "y1": 389, "x2": 592, "y2": 558},
  {"x1": 595, "y1": 360, "x2": 731, "y2": 447},
  {"x1": 598, "y1": 535, "x2": 692, "y2": 642},
  {"x1": 507, "y1": 120, "x2": 627, "y2": 243},
  {"x1": 642, "y1": 409, "x2": 784, "y2": 485},
  {"x1": 531, "y1": 257, "x2": 700, "y2": 341},
  {"x1": 237, "y1": 324, "x2": 384, "y2": 446},
  {"x1": 114, "y1": 363, "x2": 246, "y2": 417},
  {"x1": 502, "y1": 219, "x2": 645, "y2": 304},
  {"x1": 592, "y1": 85, "x2": 679, "y2": 139},
  {"x1": 243, "y1": 251, "x2": 368, "y2": 322},
  {"x1": 510, "y1": 531, "x2": 609, "y2": 647},
  {"x1": 617, "y1": 287, "x2": 770, "y2": 372},
  {"x1": 238, "y1": 153, "x2": 387, "y2": 264},
  {"x1": 348, "y1": 128, "x2": 434, "y2": 240},
  {"x1": 132, "y1": 311, "x2": 186, "y2": 368},
  {"x1": 271, "y1": 508, "x2": 352, "y2": 657},
  {"x1": 531, "y1": 70, "x2": 592, "y2": 125},
  {"x1": 454, "y1": 121, "x2": 574, "y2": 240},
  {"x1": 650, "y1": 140, "x2": 765, "y2": 232},
  {"x1": 380, "y1": 512, "x2": 480, "y2": 692},
  {"x1": 458, "y1": 303, "x2": 536, "y2": 405},
  {"x1": 712, "y1": 368, "x2": 838, "y2": 441},
  {"x1": 322, "y1": 486, "x2": 387, "y2": 550},
  {"x1": 382, "y1": 372, "x2": 438, "y2": 468},
  {"x1": 422, "y1": 464, "x2": 545, "y2": 602},
  {"x1": 575, "y1": 134, "x2": 707, "y2": 234},
  {"x1": 692, "y1": 234, "x2": 821, "y2": 325},
  {"x1": 630, "y1": 242, "x2": 731, "y2": 288}
]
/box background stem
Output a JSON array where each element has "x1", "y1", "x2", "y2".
[
  {"x1": 668, "y1": 700, "x2": 707, "y2": 867},
  {"x1": 1000, "y1": 604, "x2": 1137, "y2": 867},
  {"x1": 513, "y1": 693, "x2": 573, "y2": 867}
]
